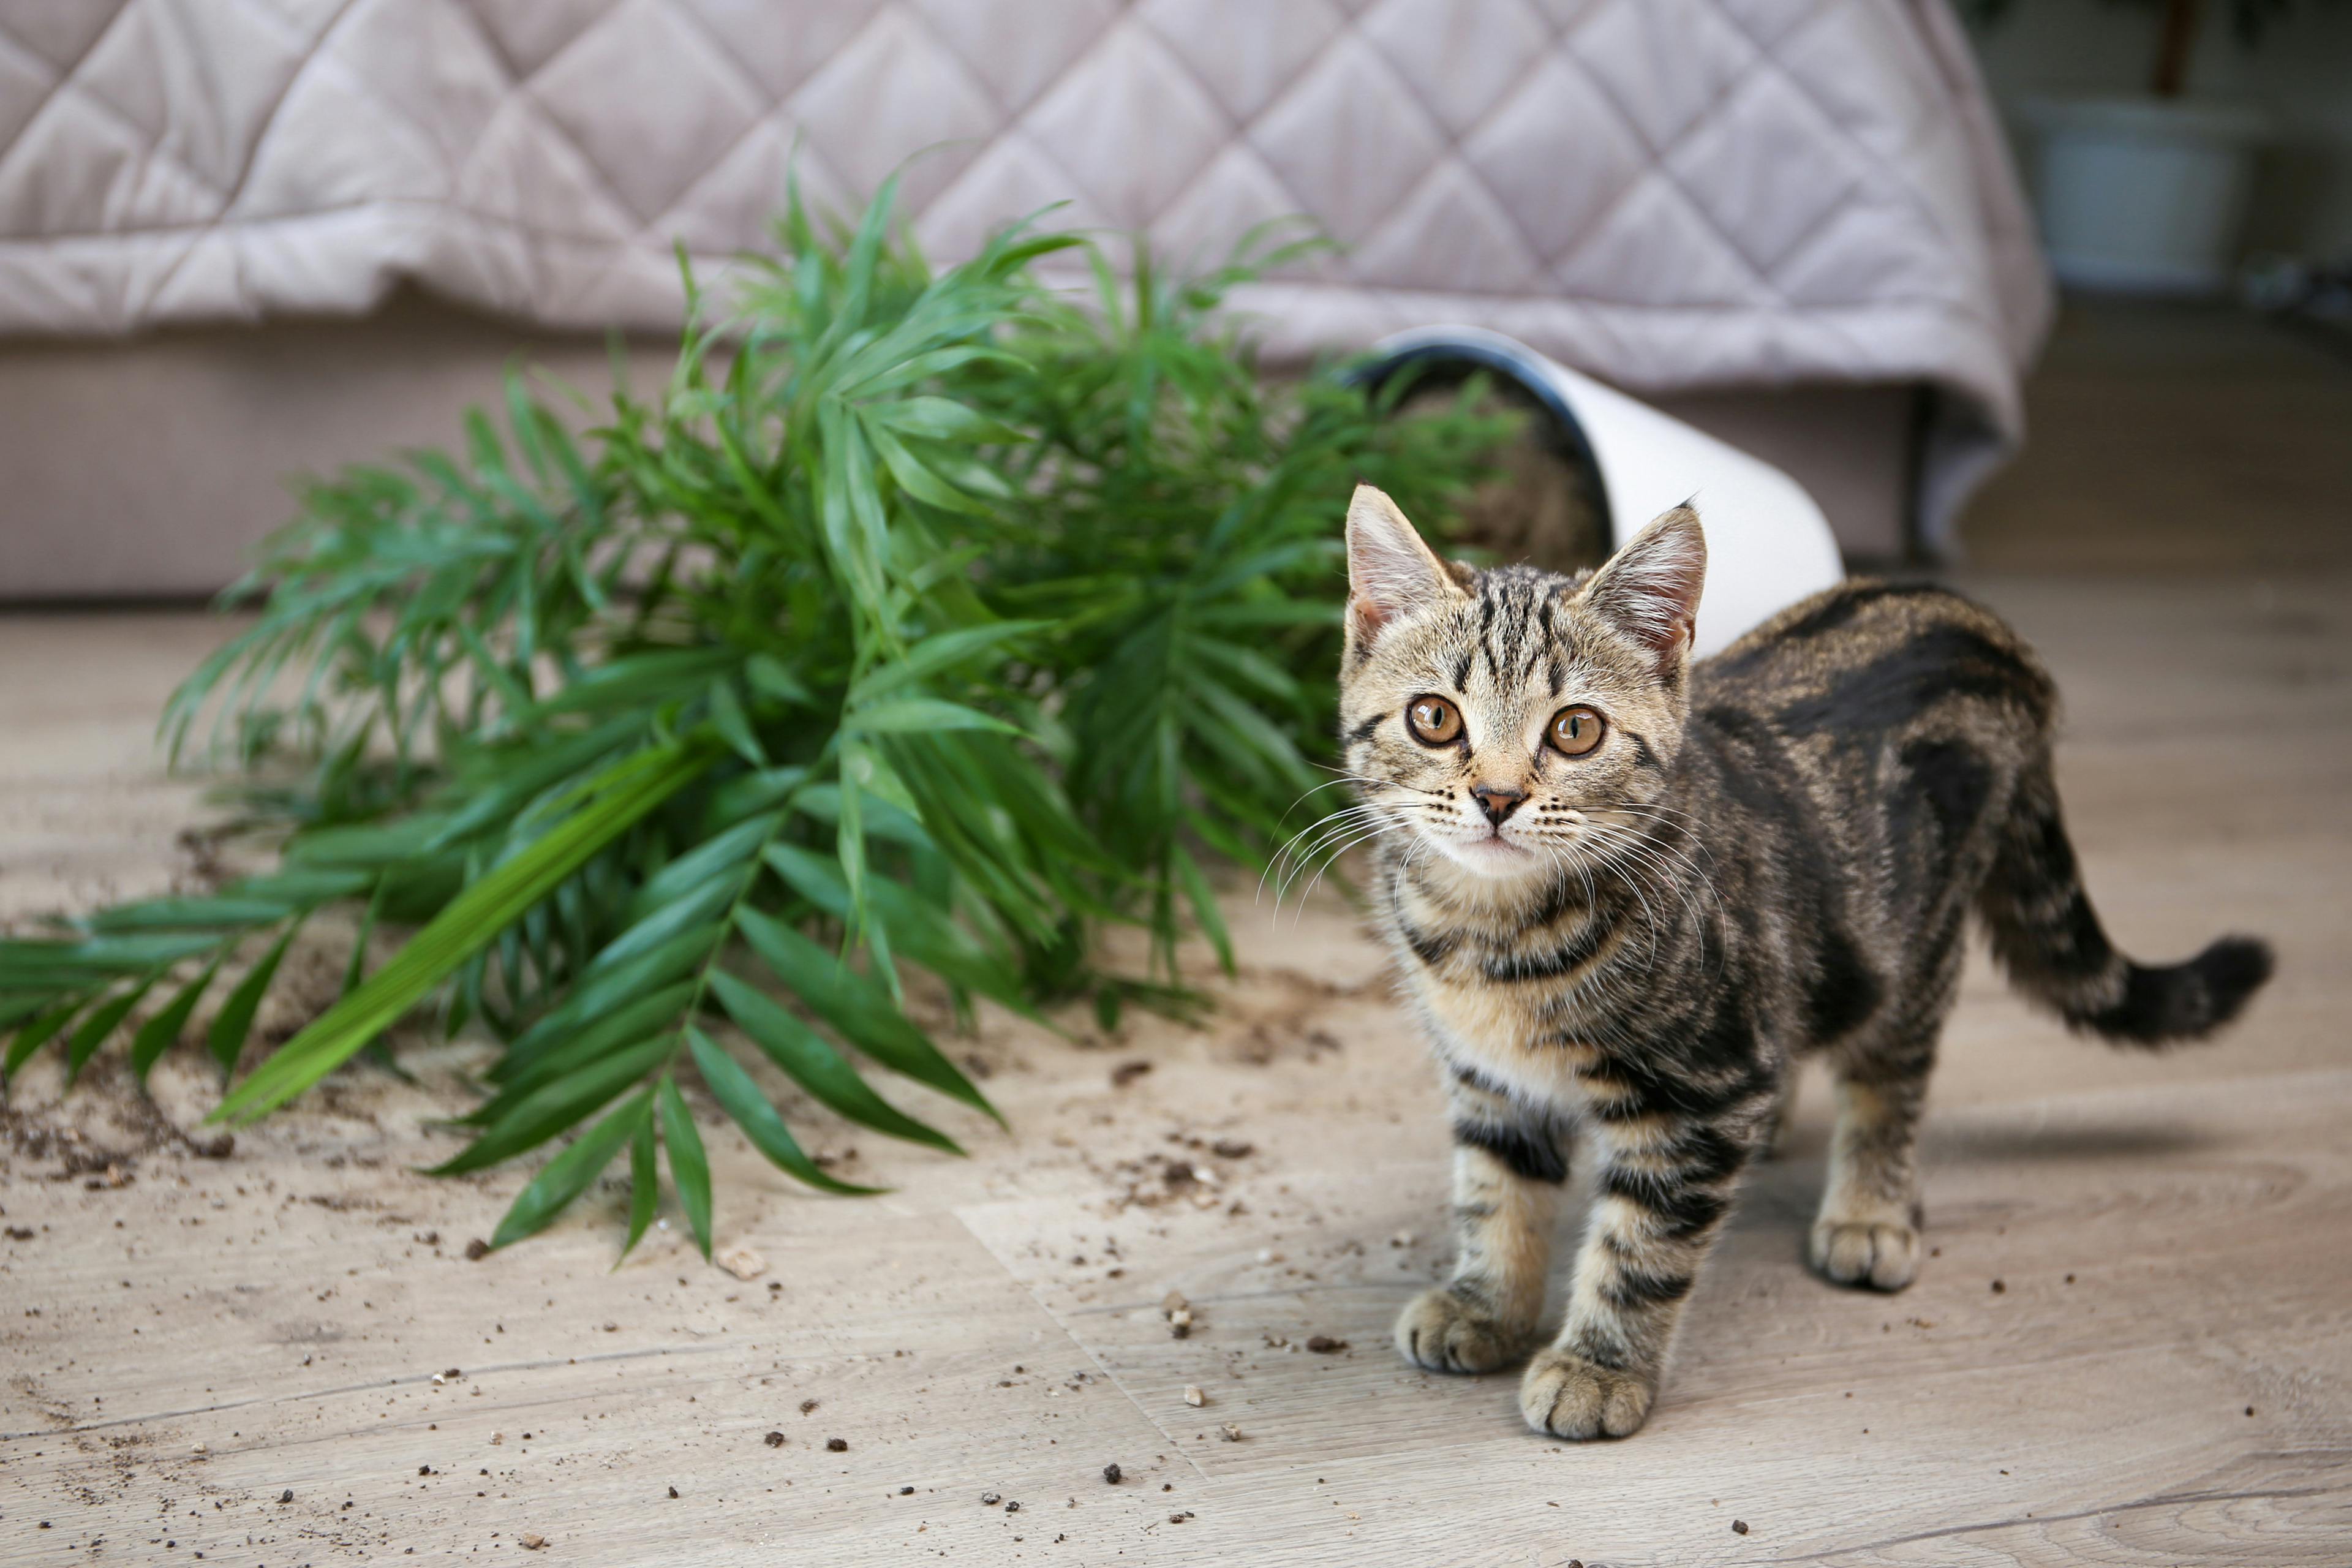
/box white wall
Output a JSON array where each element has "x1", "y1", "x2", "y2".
[{"x1": 1964, "y1": 0, "x2": 2352, "y2": 260}]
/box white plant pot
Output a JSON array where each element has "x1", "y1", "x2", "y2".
[
  {"x1": 1360, "y1": 326, "x2": 1845, "y2": 660},
  {"x1": 2023, "y1": 97, "x2": 2269, "y2": 296}
]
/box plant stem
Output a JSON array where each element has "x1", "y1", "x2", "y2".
[{"x1": 2153, "y1": 0, "x2": 2203, "y2": 96}]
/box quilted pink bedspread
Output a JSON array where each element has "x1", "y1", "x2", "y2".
[{"x1": 0, "y1": 0, "x2": 2051, "y2": 538}]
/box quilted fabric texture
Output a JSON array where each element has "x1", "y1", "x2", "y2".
[{"x1": 0, "y1": 0, "x2": 2049, "y2": 540}]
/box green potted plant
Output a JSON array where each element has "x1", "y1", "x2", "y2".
[{"x1": 1977, "y1": 0, "x2": 2313, "y2": 292}]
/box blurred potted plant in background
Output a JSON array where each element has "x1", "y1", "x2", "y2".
[{"x1": 1973, "y1": 0, "x2": 2332, "y2": 293}]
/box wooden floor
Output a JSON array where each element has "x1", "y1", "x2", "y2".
[
  {"x1": 1964, "y1": 299, "x2": 2352, "y2": 575},
  {"x1": 3, "y1": 303, "x2": 2350, "y2": 1565}
]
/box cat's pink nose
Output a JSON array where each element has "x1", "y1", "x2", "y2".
[{"x1": 1470, "y1": 783, "x2": 1527, "y2": 826}]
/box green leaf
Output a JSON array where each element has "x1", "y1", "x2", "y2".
[
  {"x1": 86, "y1": 897, "x2": 300, "y2": 933},
  {"x1": 432, "y1": 1035, "x2": 669, "y2": 1175},
  {"x1": 489, "y1": 1090, "x2": 652, "y2": 1251},
  {"x1": 761, "y1": 843, "x2": 1028, "y2": 1013},
  {"x1": 657, "y1": 1076, "x2": 713, "y2": 1260},
  {"x1": 1193, "y1": 598, "x2": 1339, "y2": 630},
  {"x1": 794, "y1": 783, "x2": 933, "y2": 852},
  {"x1": 594, "y1": 878, "x2": 737, "y2": 975},
  {"x1": 865, "y1": 418, "x2": 988, "y2": 515},
  {"x1": 843, "y1": 697, "x2": 1019, "y2": 737},
  {"x1": 0, "y1": 933, "x2": 221, "y2": 987},
  {"x1": 484, "y1": 984, "x2": 695, "y2": 1107},
  {"x1": 6, "y1": 997, "x2": 89, "y2": 1082},
  {"x1": 1188, "y1": 635, "x2": 1303, "y2": 704},
  {"x1": 341, "y1": 887, "x2": 383, "y2": 1000},
  {"x1": 424, "y1": 715, "x2": 651, "y2": 849},
  {"x1": 1183, "y1": 670, "x2": 1314, "y2": 790},
  {"x1": 704, "y1": 767, "x2": 812, "y2": 829},
  {"x1": 835, "y1": 167, "x2": 899, "y2": 336},
  {"x1": 708, "y1": 971, "x2": 960, "y2": 1153},
  {"x1": 847, "y1": 620, "x2": 1049, "y2": 703},
  {"x1": 130, "y1": 958, "x2": 224, "y2": 1084},
  {"x1": 841, "y1": 737, "x2": 921, "y2": 818},
  {"x1": 64, "y1": 977, "x2": 159, "y2": 1084},
  {"x1": 505, "y1": 649, "x2": 737, "y2": 726},
  {"x1": 620, "y1": 1114, "x2": 659, "y2": 1261},
  {"x1": 744, "y1": 654, "x2": 812, "y2": 706},
  {"x1": 214, "y1": 744, "x2": 713, "y2": 1125},
  {"x1": 865, "y1": 396, "x2": 1022, "y2": 445},
  {"x1": 1171, "y1": 845, "x2": 1234, "y2": 975},
  {"x1": 707, "y1": 676, "x2": 765, "y2": 766},
  {"x1": 815, "y1": 400, "x2": 885, "y2": 608},
  {"x1": 840, "y1": 342, "x2": 1023, "y2": 398},
  {"x1": 209, "y1": 926, "x2": 296, "y2": 1077},
  {"x1": 685, "y1": 1027, "x2": 879, "y2": 1196},
  {"x1": 733, "y1": 907, "x2": 997, "y2": 1124},
  {"x1": 221, "y1": 869, "x2": 378, "y2": 905},
  {"x1": 496, "y1": 921, "x2": 723, "y2": 1076},
  {"x1": 286, "y1": 820, "x2": 443, "y2": 870},
  {"x1": 626, "y1": 811, "x2": 785, "y2": 923},
  {"x1": 834, "y1": 746, "x2": 870, "y2": 929}
]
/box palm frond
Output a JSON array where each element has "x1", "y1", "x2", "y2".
[{"x1": 0, "y1": 176, "x2": 1512, "y2": 1257}]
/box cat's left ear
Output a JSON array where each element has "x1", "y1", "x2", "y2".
[
  {"x1": 1346, "y1": 484, "x2": 1461, "y2": 649},
  {"x1": 1580, "y1": 504, "x2": 1706, "y2": 674}
]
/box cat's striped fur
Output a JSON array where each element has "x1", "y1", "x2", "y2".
[{"x1": 1338, "y1": 486, "x2": 2271, "y2": 1440}]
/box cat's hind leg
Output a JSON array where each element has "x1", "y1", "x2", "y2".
[
  {"x1": 1395, "y1": 1068, "x2": 1567, "y2": 1374},
  {"x1": 1809, "y1": 960, "x2": 1958, "y2": 1292}
]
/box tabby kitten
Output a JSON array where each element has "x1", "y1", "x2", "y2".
[{"x1": 1339, "y1": 484, "x2": 2271, "y2": 1441}]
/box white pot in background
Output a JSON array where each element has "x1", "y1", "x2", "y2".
[
  {"x1": 1360, "y1": 327, "x2": 1845, "y2": 660},
  {"x1": 2024, "y1": 97, "x2": 2269, "y2": 295}
]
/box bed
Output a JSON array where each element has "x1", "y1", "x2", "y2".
[{"x1": 0, "y1": 0, "x2": 2050, "y2": 596}]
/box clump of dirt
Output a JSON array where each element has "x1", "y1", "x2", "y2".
[
  {"x1": 1098, "y1": 1149, "x2": 1239, "y2": 1212},
  {"x1": 0, "y1": 1055, "x2": 233, "y2": 1184},
  {"x1": 1227, "y1": 1018, "x2": 1346, "y2": 1068}
]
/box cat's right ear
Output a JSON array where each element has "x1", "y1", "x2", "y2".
[{"x1": 1346, "y1": 484, "x2": 1460, "y2": 650}]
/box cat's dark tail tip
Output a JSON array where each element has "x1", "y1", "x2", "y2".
[{"x1": 2084, "y1": 935, "x2": 2275, "y2": 1047}]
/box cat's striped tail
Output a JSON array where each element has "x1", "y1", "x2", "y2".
[{"x1": 1978, "y1": 761, "x2": 2273, "y2": 1046}]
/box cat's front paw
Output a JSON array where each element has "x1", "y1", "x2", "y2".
[
  {"x1": 1518, "y1": 1348, "x2": 1656, "y2": 1440},
  {"x1": 1395, "y1": 1286, "x2": 1527, "y2": 1374},
  {"x1": 1809, "y1": 1217, "x2": 1921, "y2": 1292}
]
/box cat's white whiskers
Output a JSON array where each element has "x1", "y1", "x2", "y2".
[
  {"x1": 1581, "y1": 816, "x2": 1731, "y2": 967},
  {"x1": 1596, "y1": 802, "x2": 1728, "y2": 886},
  {"x1": 1269, "y1": 807, "x2": 1401, "y2": 914},
  {"x1": 1578, "y1": 821, "x2": 1712, "y2": 965},
  {"x1": 1282, "y1": 816, "x2": 1395, "y2": 895},
  {"x1": 1264, "y1": 802, "x2": 1388, "y2": 891},
  {"x1": 1290, "y1": 823, "x2": 1403, "y2": 920},
  {"x1": 1284, "y1": 815, "x2": 1414, "y2": 922},
  {"x1": 1275, "y1": 776, "x2": 1374, "y2": 826},
  {"x1": 1540, "y1": 829, "x2": 1664, "y2": 969}
]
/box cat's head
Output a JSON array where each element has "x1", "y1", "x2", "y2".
[{"x1": 1337, "y1": 484, "x2": 1706, "y2": 885}]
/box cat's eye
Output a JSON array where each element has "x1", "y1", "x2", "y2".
[
  {"x1": 1406, "y1": 695, "x2": 1462, "y2": 745},
  {"x1": 1548, "y1": 705, "x2": 1606, "y2": 757}
]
